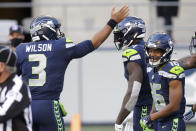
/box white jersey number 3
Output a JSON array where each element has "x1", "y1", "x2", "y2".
[{"x1": 28, "y1": 54, "x2": 46, "y2": 86}]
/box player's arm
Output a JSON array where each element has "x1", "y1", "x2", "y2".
[
  {"x1": 91, "y1": 5, "x2": 129, "y2": 49},
  {"x1": 193, "y1": 104, "x2": 196, "y2": 112},
  {"x1": 115, "y1": 62, "x2": 143, "y2": 125},
  {"x1": 177, "y1": 54, "x2": 196, "y2": 69},
  {"x1": 66, "y1": 6, "x2": 129, "y2": 60},
  {"x1": 150, "y1": 102, "x2": 156, "y2": 114},
  {"x1": 150, "y1": 80, "x2": 182, "y2": 120}
]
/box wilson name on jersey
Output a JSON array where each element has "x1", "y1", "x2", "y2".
[{"x1": 16, "y1": 37, "x2": 94, "y2": 100}]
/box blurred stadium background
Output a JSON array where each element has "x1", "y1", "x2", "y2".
[{"x1": 0, "y1": 0, "x2": 196, "y2": 130}]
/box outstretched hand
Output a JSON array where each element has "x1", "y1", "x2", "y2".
[{"x1": 111, "y1": 5, "x2": 129, "y2": 23}]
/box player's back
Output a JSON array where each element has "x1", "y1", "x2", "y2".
[
  {"x1": 16, "y1": 38, "x2": 71, "y2": 100},
  {"x1": 122, "y1": 40, "x2": 152, "y2": 106},
  {"x1": 16, "y1": 38, "x2": 94, "y2": 100}
]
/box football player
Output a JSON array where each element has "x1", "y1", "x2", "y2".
[
  {"x1": 141, "y1": 33, "x2": 186, "y2": 131},
  {"x1": 15, "y1": 6, "x2": 129, "y2": 131},
  {"x1": 113, "y1": 17, "x2": 153, "y2": 131}
]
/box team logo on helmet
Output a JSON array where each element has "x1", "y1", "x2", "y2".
[
  {"x1": 113, "y1": 16, "x2": 146, "y2": 50},
  {"x1": 30, "y1": 16, "x2": 64, "y2": 42}
]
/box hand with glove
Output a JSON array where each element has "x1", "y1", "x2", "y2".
[
  {"x1": 184, "y1": 106, "x2": 196, "y2": 121},
  {"x1": 140, "y1": 115, "x2": 155, "y2": 131},
  {"x1": 115, "y1": 124, "x2": 123, "y2": 131}
]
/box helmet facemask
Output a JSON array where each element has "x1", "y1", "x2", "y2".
[
  {"x1": 113, "y1": 17, "x2": 146, "y2": 50},
  {"x1": 114, "y1": 26, "x2": 142, "y2": 50},
  {"x1": 147, "y1": 48, "x2": 172, "y2": 67}
]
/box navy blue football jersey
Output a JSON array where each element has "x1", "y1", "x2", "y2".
[
  {"x1": 147, "y1": 61, "x2": 186, "y2": 120},
  {"x1": 122, "y1": 40, "x2": 152, "y2": 106},
  {"x1": 16, "y1": 38, "x2": 94, "y2": 100}
]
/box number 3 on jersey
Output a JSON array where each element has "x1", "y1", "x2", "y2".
[{"x1": 28, "y1": 54, "x2": 46, "y2": 86}]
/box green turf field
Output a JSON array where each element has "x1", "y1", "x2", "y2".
[{"x1": 65, "y1": 124, "x2": 196, "y2": 131}]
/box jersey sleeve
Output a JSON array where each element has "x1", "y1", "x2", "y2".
[
  {"x1": 64, "y1": 37, "x2": 95, "y2": 60},
  {"x1": 122, "y1": 48, "x2": 142, "y2": 64},
  {"x1": 168, "y1": 65, "x2": 185, "y2": 81},
  {"x1": 159, "y1": 61, "x2": 185, "y2": 82}
]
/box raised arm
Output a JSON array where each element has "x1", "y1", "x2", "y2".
[{"x1": 92, "y1": 5, "x2": 129, "y2": 49}]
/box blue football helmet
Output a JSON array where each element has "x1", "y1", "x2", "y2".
[
  {"x1": 145, "y1": 33, "x2": 174, "y2": 67},
  {"x1": 189, "y1": 32, "x2": 196, "y2": 55},
  {"x1": 30, "y1": 16, "x2": 64, "y2": 42},
  {"x1": 113, "y1": 16, "x2": 146, "y2": 50}
]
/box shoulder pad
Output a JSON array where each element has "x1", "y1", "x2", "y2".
[
  {"x1": 65, "y1": 37, "x2": 73, "y2": 43},
  {"x1": 122, "y1": 49, "x2": 138, "y2": 58},
  {"x1": 122, "y1": 49, "x2": 141, "y2": 62},
  {"x1": 65, "y1": 37, "x2": 75, "y2": 48},
  {"x1": 169, "y1": 66, "x2": 184, "y2": 76}
]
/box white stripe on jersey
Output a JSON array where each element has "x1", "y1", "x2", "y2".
[
  {"x1": 158, "y1": 70, "x2": 177, "y2": 79},
  {"x1": 6, "y1": 119, "x2": 12, "y2": 131},
  {"x1": 0, "y1": 86, "x2": 7, "y2": 102},
  {"x1": 0, "y1": 124, "x2": 3, "y2": 131},
  {"x1": 158, "y1": 70, "x2": 185, "y2": 79},
  {"x1": 0, "y1": 75, "x2": 23, "y2": 116},
  {"x1": 66, "y1": 43, "x2": 75, "y2": 48},
  {"x1": 129, "y1": 54, "x2": 141, "y2": 61},
  {"x1": 24, "y1": 106, "x2": 33, "y2": 131}
]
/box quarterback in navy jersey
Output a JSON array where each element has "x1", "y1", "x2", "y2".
[
  {"x1": 15, "y1": 6, "x2": 129, "y2": 131},
  {"x1": 113, "y1": 17, "x2": 153, "y2": 131},
  {"x1": 141, "y1": 33, "x2": 186, "y2": 131}
]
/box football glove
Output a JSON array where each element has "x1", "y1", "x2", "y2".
[
  {"x1": 115, "y1": 124, "x2": 123, "y2": 131},
  {"x1": 140, "y1": 115, "x2": 154, "y2": 131},
  {"x1": 184, "y1": 107, "x2": 195, "y2": 121}
]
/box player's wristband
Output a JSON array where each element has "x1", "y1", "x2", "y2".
[{"x1": 107, "y1": 19, "x2": 117, "y2": 29}]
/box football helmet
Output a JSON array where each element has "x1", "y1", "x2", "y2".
[
  {"x1": 145, "y1": 33, "x2": 174, "y2": 67},
  {"x1": 189, "y1": 32, "x2": 196, "y2": 55},
  {"x1": 30, "y1": 16, "x2": 64, "y2": 42},
  {"x1": 113, "y1": 16, "x2": 146, "y2": 50}
]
